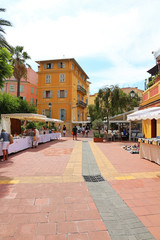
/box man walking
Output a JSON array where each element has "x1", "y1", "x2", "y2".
[{"x1": 72, "y1": 125, "x2": 77, "y2": 140}]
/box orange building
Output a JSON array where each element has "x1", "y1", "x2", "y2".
[
  {"x1": 36, "y1": 58, "x2": 90, "y2": 131},
  {"x1": 0, "y1": 68, "x2": 38, "y2": 106}
]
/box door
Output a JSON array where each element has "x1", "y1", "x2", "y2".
[{"x1": 151, "y1": 119, "x2": 157, "y2": 138}]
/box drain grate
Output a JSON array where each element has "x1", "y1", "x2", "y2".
[{"x1": 83, "y1": 175, "x2": 105, "y2": 182}]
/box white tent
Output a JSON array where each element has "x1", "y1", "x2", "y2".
[
  {"x1": 1, "y1": 113, "x2": 63, "y2": 133},
  {"x1": 127, "y1": 107, "x2": 160, "y2": 121}
]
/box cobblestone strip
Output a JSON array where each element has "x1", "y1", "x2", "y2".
[{"x1": 82, "y1": 141, "x2": 155, "y2": 240}]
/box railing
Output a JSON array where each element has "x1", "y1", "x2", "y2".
[
  {"x1": 77, "y1": 85, "x2": 87, "y2": 95},
  {"x1": 77, "y1": 100, "x2": 87, "y2": 108}
]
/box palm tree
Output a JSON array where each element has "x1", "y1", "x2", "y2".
[
  {"x1": 0, "y1": 8, "x2": 12, "y2": 49},
  {"x1": 11, "y1": 46, "x2": 31, "y2": 97}
]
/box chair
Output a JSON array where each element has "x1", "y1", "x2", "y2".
[
  {"x1": 131, "y1": 132, "x2": 137, "y2": 142},
  {"x1": 136, "y1": 133, "x2": 144, "y2": 141}
]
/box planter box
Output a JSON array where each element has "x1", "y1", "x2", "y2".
[{"x1": 93, "y1": 137, "x2": 104, "y2": 142}]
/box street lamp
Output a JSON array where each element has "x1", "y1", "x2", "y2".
[
  {"x1": 48, "y1": 102, "x2": 52, "y2": 118},
  {"x1": 130, "y1": 90, "x2": 135, "y2": 98}
]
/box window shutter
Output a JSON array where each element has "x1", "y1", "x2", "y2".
[
  {"x1": 58, "y1": 62, "x2": 60, "y2": 68},
  {"x1": 62, "y1": 62, "x2": 65, "y2": 68},
  {"x1": 44, "y1": 64, "x2": 46, "y2": 69},
  {"x1": 50, "y1": 90, "x2": 53, "y2": 98},
  {"x1": 57, "y1": 90, "x2": 59, "y2": 98},
  {"x1": 43, "y1": 91, "x2": 45, "y2": 98},
  {"x1": 42, "y1": 109, "x2": 45, "y2": 115},
  {"x1": 59, "y1": 109, "x2": 61, "y2": 119},
  {"x1": 51, "y1": 63, "x2": 53, "y2": 69},
  {"x1": 64, "y1": 90, "x2": 67, "y2": 98},
  {"x1": 64, "y1": 109, "x2": 66, "y2": 120}
]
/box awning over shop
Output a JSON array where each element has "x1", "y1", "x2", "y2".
[
  {"x1": 127, "y1": 107, "x2": 160, "y2": 121},
  {"x1": 1, "y1": 113, "x2": 63, "y2": 133},
  {"x1": 72, "y1": 121, "x2": 90, "y2": 124}
]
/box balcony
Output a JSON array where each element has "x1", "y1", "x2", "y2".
[
  {"x1": 77, "y1": 85, "x2": 87, "y2": 95},
  {"x1": 77, "y1": 100, "x2": 87, "y2": 108}
]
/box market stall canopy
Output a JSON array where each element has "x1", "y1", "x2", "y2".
[
  {"x1": 1, "y1": 113, "x2": 63, "y2": 133},
  {"x1": 72, "y1": 121, "x2": 90, "y2": 124},
  {"x1": 127, "y1": 107, "x2": 160, "y2": 121}
]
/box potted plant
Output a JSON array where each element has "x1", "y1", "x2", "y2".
[{"x1": 92, "y1": 119, "x2": 104, "y2": 142}]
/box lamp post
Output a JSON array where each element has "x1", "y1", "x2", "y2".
[
  {"x1": 130, "y1": 90, "x2": 135, "y2": 98},
  {"x1": 48, "y1": 102, "x2": 52, "y2": 118}
]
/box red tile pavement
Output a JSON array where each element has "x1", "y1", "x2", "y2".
[{"x1": 0, "y1": 138, "x2": 160, "y2": 239}]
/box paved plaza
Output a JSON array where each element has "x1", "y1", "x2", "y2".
[{"x1": 0, "y1": 136, "x2": 160, "y2": 240}]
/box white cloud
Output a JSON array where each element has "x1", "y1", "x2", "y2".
[{"x1": 3, "y1": 0, "x2": 160, "y2": 93}]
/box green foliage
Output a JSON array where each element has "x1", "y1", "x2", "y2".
[
  {"x1": 0, "y1": 48, "x2": 13, "y2": 88},
  {"x1": 26, "y1": 121, "x2": 36, "y2": 129},
  {"x1": 92, "y1": 119, "x2": 104, "y2": 134},
  {"x1": 11, "y1": 46, "x2": 31, "y2": 97},
  {"x1": 0, "y1": 92, "x2": 37, "y2": 114},
  {"x1": 88, "y1": 104, "x2": 99, "y2": 122},
  {"x1": 36, "y1": 122, "x2": 46, "y2": 130},
  {"x1": 0, "y1": 8, "x2": 12, "y2": 50},
  {"x1": 93, "y1": 132, "x2": 104, "y2": 138}
]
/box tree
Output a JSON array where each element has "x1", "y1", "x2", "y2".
[
  {"x1": 88, "y1": 104, "x2": 99, "y2": 122},
  {"x1": 0, "y1": 47, "x2": 13, "y2": 88},
  {"x1": 11, "y1": 46, "x2": 31, "y2": 97},
  {"x1": 0, "y1": 92, "x2": 37, "y2": 114},
  {"x1": 0, "y1": 8, "x2": 12, "y2": 50},
  {"x1": 92, "y1": 119, "x2": 104, "y2": 134},
  {"x1": 95, "y1": 85, "x2": 128, "y2": 131}
]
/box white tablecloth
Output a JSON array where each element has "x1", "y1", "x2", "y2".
[
  {"x1": 0, "y1": 133, "x2": 61, "y2": 156},
  {"x1": 140, "y1": 143, "x2": 160, "y2": 165}
]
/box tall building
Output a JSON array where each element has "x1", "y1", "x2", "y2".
[
  {"x1": 0, "y1": 68, "x2": 38, "y2": 106},
  {"x1": 36, "y1": 58, "x2": 90, "y2": 131}
]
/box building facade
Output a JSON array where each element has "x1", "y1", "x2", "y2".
[
  {"x1": 36, "y1": 58, "x2": 90, "y2": 132},
  {"x1": 0, "y1": 68, "x2": 38, "y2": 106},
  {"x1": 140, "y1": 50, "x2": 160, "y2": 138}
]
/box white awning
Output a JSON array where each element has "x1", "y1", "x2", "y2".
[
  {"x1": 127, "y1": 107, "x2": 160, "y2": 121},
  {"x1": 72, "y1": 121, "x2": 90, "y2": 124}
]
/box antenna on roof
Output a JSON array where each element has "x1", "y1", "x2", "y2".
[{"x1": 63, "y1": 54, "x2": 65, "y2": 58}]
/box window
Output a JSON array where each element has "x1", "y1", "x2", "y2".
[
  {"x1": 81, "y1": 73, "x2": 83, "y2": 79},
  {"x1": 10, "y1": 84, "x2": 15, "y2": 92},
  {"x1": 46, "y1": 75, "x2": 51, "y2": 83},
  {"x1": 44, "y1": 63, "x2": 53, "y2": 69},
  {"x1": 78, "y1": 110, "x2": 79, "y2": 121},
  {"x1": 59, "y1": 109, "x2": 66, "y2": 121},
  {"x1": 43, "y1": 90, "x2": 53, "y2": 98},
  {"x1": 57, "y1": 90, "x2": 67, "y2": 98},
  {"x1": 58, "y1": 62, "x2": 65, "y2": 68},
  {"x1": 20, "y1": 85, "x2": 24, "y2": 92},
  {"x1": 35, "y1": 99, "x2": 37, "y2": 106},
  {"x1": 60, "y1": 74, "x2": 65, "y2": 82},
  {"x1": 36, "y1": 89, "x2": 38, "y2": 95},
  {"x1": 30, "y1": 98, "x2": 33, "y2": 105},
  {"x1": 31, "y1": 87, "x2": 34, "y2": 94},
  {"x1": 42, "y1": 109, "x2": 45, "y2": 115},
  {"x1": 23, "y1": 96, "x2": 26, "y2": 100},
  {"x1": 72, "y1": 64, "x2": 74, "y2": 69}
]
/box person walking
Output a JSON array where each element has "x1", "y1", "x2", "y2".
[
  {"x1": 63, "y1": 125, "x2": 66, "y2": 137},
  {"x1": 58, "y1": 124, "x2": 61, "y2": 131},
  {"x1": 72, "y1": 125, "x2": 77, "y2": 140},
  {"x1": 0, "y1": 129, "x2": 10, "y2": 161}
]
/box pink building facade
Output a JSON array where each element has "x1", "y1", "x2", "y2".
[{"x1": 0, "y1": 68, "x2": 38, "y2": 106}]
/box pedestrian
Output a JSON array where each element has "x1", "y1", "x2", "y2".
[
  {"x1": 63, "y1": 125, "x2": 66, "y2": 137},
  {"x1": 0, "y1": 129, "x2": 10, "y2": 161},
  {"x1": 33, "y1": 128, "x2": 39, "y2": 148},
  {"x1": 58, "y1": 124, "x2": 61, "y2": 131},
  {"x1": 85, "y1": 125, "x2": 89, "y2": 137},
  {"x1": 82, "y1": 126, "x2": 85, "y2": 137},
  {"x1": 72, "y1": 126, "x2": 77, "y2": 140}
]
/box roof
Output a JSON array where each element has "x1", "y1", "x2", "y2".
[
  {"x1": 147, "y1": 65, "x2": 158, "y2": 75},
  {"x1": 127, "y1": 107, "x2": 160, "y2": 121},
  {"x1": 1, "y1": 113, "x2": 63, "y2": 122},
  {"x1": 36, "y1": 58, "x2": 89, "y2": 79}
]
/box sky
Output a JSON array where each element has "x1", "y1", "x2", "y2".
[{"x1": 1, "y1": 0, "x2": 160, "y2": 94}]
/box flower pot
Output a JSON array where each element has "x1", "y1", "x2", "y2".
[{"x1": 93, "y1": 137, "x2": 104, "y2": 142}]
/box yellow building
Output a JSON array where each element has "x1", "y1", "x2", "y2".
[
  {"x1": 36, "y1": 58, "x2": 90, "y2": 132},
  {"x1": 140, "y1": 63, "x2": 160, "y2": 138}
]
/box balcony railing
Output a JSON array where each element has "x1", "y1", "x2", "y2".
[
  {"x1": 77, "y1": 100, "x2": 87, "y2": 108},
  {"x1": 77, "y1": 85, "x2": 87, "y2": 95}
]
